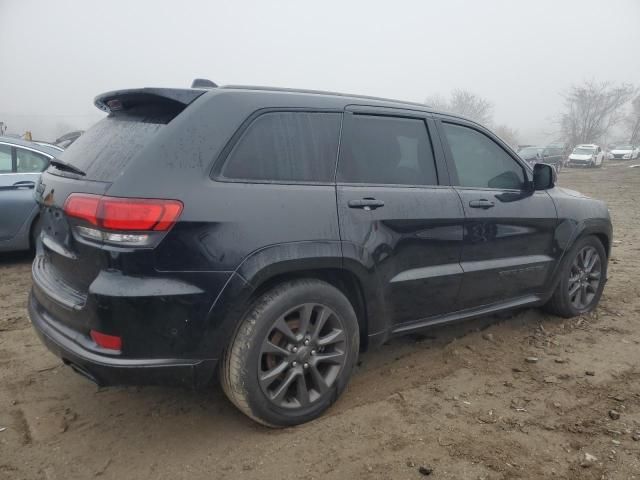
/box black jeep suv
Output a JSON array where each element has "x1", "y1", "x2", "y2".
[{"x1": 29, "y1": 83, "x2": 612, "y2": 427}]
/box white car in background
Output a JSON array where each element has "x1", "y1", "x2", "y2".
[
  {"x1": 567, "y1": 144, "x2": 605, "y2": 168},
  {"x1": 608, "y1": 144, "x2": 639, "y2": 160}
]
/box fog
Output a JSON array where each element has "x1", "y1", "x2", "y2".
[{"x1": 1, "y1": 0, "x2": 639, "y2": 143}]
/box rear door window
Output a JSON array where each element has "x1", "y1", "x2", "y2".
[
  {"x1": 0, "y1": 144, "x2": 12, "y2": 173},
  {"x1": 221, "y1": 112, "x2": 341, "y2": 183},
  {"x1": 338, "y1": 114, "x2": 438, "y2": 186}
]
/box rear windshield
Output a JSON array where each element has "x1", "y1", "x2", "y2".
[{"x1": 52, "y1": 109, "x2": 167, "y2": 181}]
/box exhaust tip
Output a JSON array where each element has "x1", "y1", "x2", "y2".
[{"x1": 63, "y1": 359, "x2": 102, "y2": 386}]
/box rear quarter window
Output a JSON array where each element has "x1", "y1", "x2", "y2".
[{"x1": 220, "y1": 112, "x2": 341, "y2": 183}]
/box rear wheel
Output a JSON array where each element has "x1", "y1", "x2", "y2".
[
  {"x1": 220, "y1": 279, "x2": 359, "y2": 427},
  {"x1": 544, "y1": 236, "x2": 607, "y2": 318}
]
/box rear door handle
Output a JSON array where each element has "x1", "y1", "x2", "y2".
[
  {"x1": 13, "y1": 181, "x2": 36, "y2": 189},
  {"x1": 469, "y1": 199, "x2": 495, "y2": 209},
  {"x1": 348, "y1": 198, "x2": 385, "y2": 210}
]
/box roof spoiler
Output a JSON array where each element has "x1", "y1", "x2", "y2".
[{"x1": 94, "y1": 88, "x2": 207, "y2": 113}]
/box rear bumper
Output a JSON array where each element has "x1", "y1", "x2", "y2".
[{"x1": 28, "y1": 291, "x2": 217, "y2": 388}]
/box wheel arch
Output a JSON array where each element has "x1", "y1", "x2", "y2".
[
  {"x1": 546, "y1": 218, "x2": 612, "y2": 299},
  {"x1": 247, "y1": 267, "x2": 370, "y2": 350},
  {"x1": 232, "y1": 241, "x2": 380, "y2": 350},
  {"x1": 575, "y1": 220, "x2": 612, "y2": 258}
]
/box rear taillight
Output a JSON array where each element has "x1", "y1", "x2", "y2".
[
  {"x1": 64, "y1": 194, "x2": 183, "y2": 245},
  {"x1": 90, "y1": 330, "x2": 122, "y2": 351}
]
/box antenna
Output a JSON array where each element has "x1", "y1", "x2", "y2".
[{"x1": 191, "y1": 78, "x2": 218, "y2": 89}]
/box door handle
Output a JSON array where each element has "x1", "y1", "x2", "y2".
[
  {"x1": 348, "y1": 198, "x2": 385, "y2": 210},
  {"x1": 469, "y1": 199, "x2": 495, "y2": 209},
  {"x1": 12, "y1": 181, "x2": 36, "y2": 189}
]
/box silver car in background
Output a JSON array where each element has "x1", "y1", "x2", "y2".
[
  {"x1": 608, "y1": 144, "x2": 640, "y2": 160},
  {"x1": 0, "y1": 137, "x2": 60, "y2": 252}
]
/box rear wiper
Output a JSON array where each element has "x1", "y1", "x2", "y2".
[{"x1": 49, "y1": 157, "x2": 86, "y2": 176}]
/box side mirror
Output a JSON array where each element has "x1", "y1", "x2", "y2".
[{"x1": 533, "y1": 163, "x2": 556, "y2": 190}]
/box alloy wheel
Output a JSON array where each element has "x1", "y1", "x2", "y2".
[
  {"x1": 258, "y1": 303, "x2": 347, "y2": 409},
  {"x1": 568, "y1": 246, "x2": 602, "y2": 310}
]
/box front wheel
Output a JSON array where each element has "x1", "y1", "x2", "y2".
[
  {"x1": 220, "y1": 279, "x2": 359, "y2": 427},
  {"x1": 544, "y1": 236, "x2": 607, "y2": 318}
]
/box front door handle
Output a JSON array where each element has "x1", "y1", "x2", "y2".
[
  {"x1": 348, "y1": 198, "x2": 385, "y2": 210},
  {"x1": 469, "y1": 199, "x2": 495, "y2": 209},
  {"x1": 13, "y1": 181, "x2": 36, "y2": 189}
]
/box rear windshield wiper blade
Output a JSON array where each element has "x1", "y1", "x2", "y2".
[{"x1": 49, "y1": 158, "x2": 86, "y2": 176}]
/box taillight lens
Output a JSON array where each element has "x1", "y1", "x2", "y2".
[
  {"x1": 100, "y1": 197, "x2": 183, "y2": 231},
  {"x1": 64, "y1": 194, "x2": 183, "y2": 245},
  {"x1": 64, "y1": 194, "x2": 100, "y2": 226},
  {"x1": 64, "y1": 194, "x2": 183, "y2": 231}
]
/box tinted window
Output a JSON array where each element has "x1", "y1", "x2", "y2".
[
  {"x1": 16, "y1": 148, "x2": 49, "y2": 173},
  {"x1": 442, "y1": 123, "x2": 525, "y2": 190},
  {"x1": 0, "y1": 145, "x2": 11, "y2": 172},
  {"x1": 338, "y1": 115, "x2": 438, "y2": 185},
  {"x1": 222, "y1": 112, "x2": 341, "y2": 182}
]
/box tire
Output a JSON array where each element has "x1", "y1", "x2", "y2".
[
  {"x1": 544, "y1": 235, "x2": 607, "y2": 318},
  {"x1": 220, "y1": 279, "x2": 360, "y2": 427}
]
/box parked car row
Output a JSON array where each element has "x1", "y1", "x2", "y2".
[{"x1": 518, "y1": 142, "x2": 637, "y2": 171}]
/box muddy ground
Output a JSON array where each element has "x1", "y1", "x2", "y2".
[{"x1": 1, "y1": 163, "x2": 639, "y2": 480}]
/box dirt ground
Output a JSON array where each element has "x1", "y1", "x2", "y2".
[{"x1": 1, "y1": 162, "x2": 639, "y2": 480}]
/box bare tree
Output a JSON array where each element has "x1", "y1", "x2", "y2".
[
  {"x1": 625, "y1": 95, "x2": 640, "y2": 145},
  {"x1": 493, "y1": 124, "x2": 520, "y2": 149},
  {"x1": 424, "y1": 90, "x2": 523, "y2": 149},
  {"x1": 423, "y1": 93, "x2": 449, "y2": 112},
  {"x1": 426, "y1": 89, "x2": 493, "y2": 125},
  {"x1": 559, "y1": 81, "x2": 635, "y2": 147}
]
